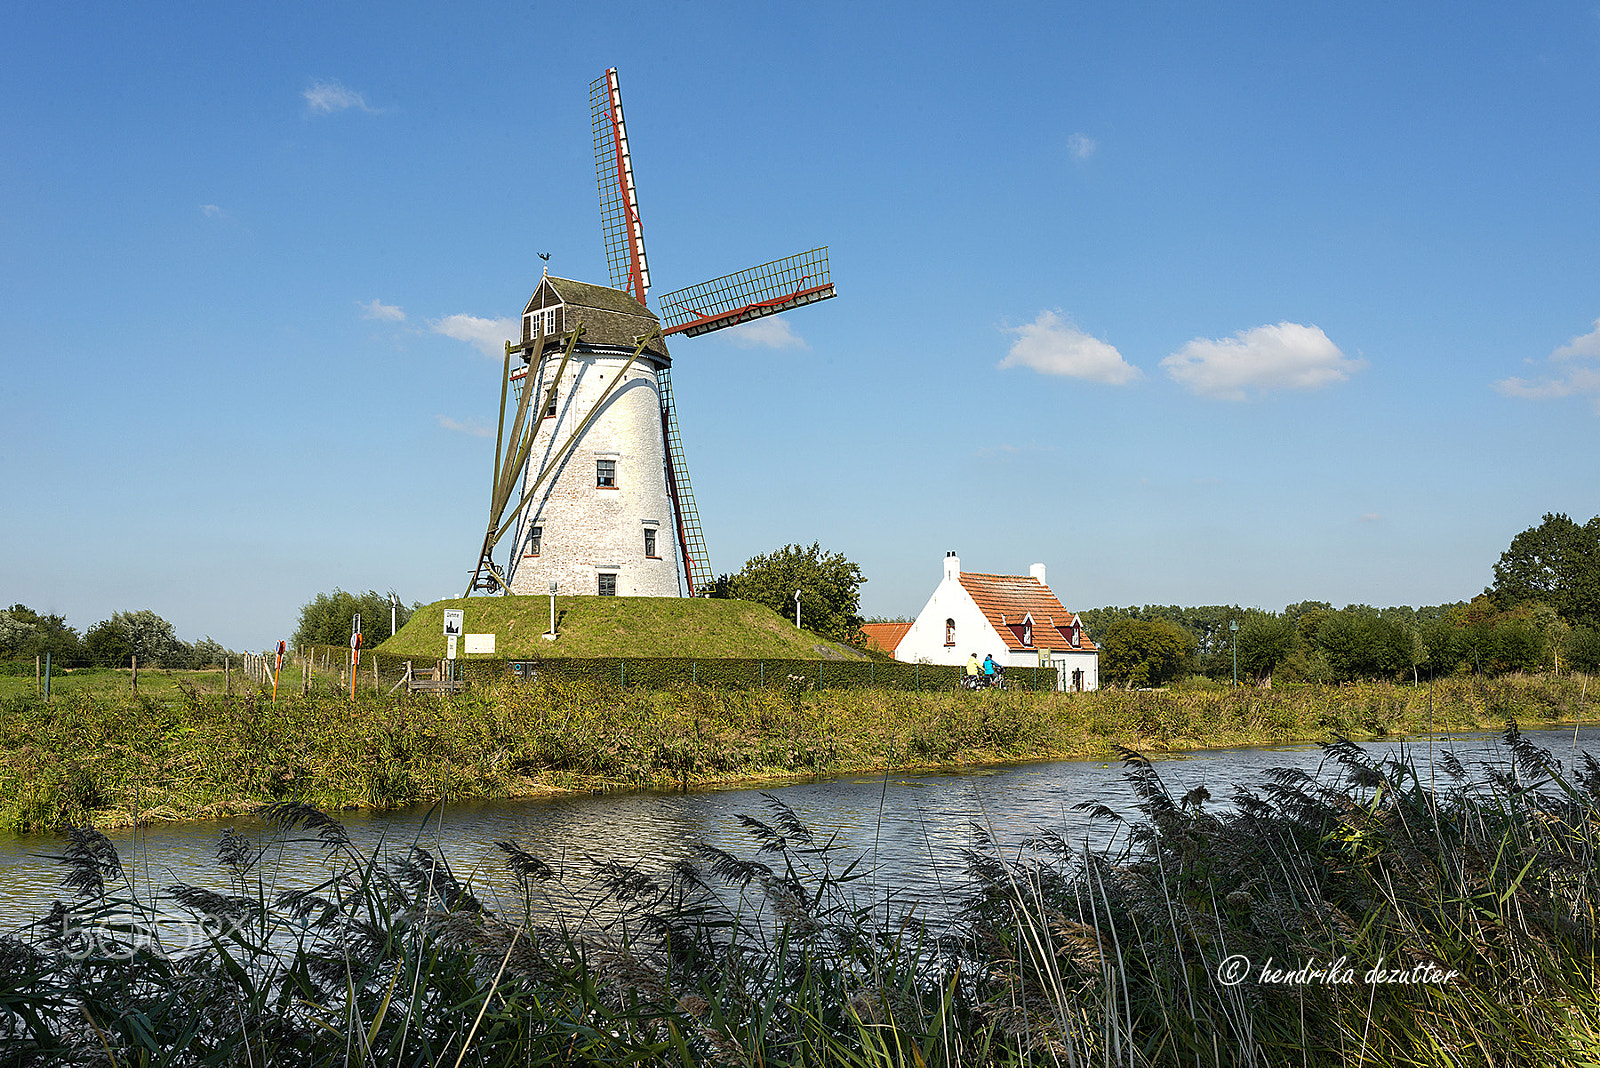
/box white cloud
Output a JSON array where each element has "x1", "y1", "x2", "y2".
[
  {"x1": 1359, "y1": 512, "x2": 1382, "y2": 523},
  {"x1": 998, "y1": 310, "x2": 1141, "y2": 384},
  {"x1": 360, "y1": 298, "x2": 406, "y2": 323},
  {"x1": 1160, "y1": 322, "x2": 1362, "y2": 400},
  {"x1": 725, "y1": 316, "x2": 806, "y2": 349},
  {"x1": 1494, "y1": 318, "x2": 1600, "y2": 413},
  {"x1": 1552, "y1": 319, "x2": 1600, "y2": 361},
  {"x1": 437, "y1": 416, "x2": 492, "y2": 438},
  {"x1": 1067, "y1": 133, "x2": 1097, "y2": 160},
  {"x1": 304, "y1": 79, "x2": 375, "y2": 114},
  {"x1": 430, "y1": 314, "x2": 516, "y2": 357},
  {"x1": 200, "y1": 204, "x2": 227, "y2": 219}
]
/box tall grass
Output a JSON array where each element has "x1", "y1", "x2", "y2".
[
  {"x1": 4, "y1": 722, "x2": 1600, "y2": 1064},
  {"x1": 0, "y1": 671, "x2": 1589, "y2": 833}
]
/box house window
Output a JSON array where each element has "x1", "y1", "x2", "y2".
[
  {"x1": 1023, "y1": 621, "x2": 1033, "y2": 647},
  {"x1": 644, "y1": 528, "x2": 658, "y2": 558},
  {"x1": 596, "y1": 459, "x2": 617, "y2": 487},
  {"x1": 1070, "y1": 623, "x2": 1081, "y2": 648},
  {"x1": 598, "y1": 573, "x2": 617, "y2": 596},
  {"x1": 944, "y1": 618, "x2": 955, "y2": 646},
  {"x1": 525, "y1": 525, "x2": 542, "y2": 557}
]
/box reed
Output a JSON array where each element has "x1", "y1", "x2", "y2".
[
  {"x1": 4, "y1": 722, "x2": 1600, "y2": 1065},
  {"x1": 0, "y1": 671, "x2": 1589, "y2": 833}
]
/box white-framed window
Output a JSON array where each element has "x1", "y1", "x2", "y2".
[
  {"x1": 944, "y1": 618, "x2": 955, "y2": 646},
  {"x1": 526, "y1": 305, "x2": 562, "y2": 339},
  {"x1": 525, "y1": 525, "x2": 543, "y2": 557},
  {"x1": 596, "y1": 459, "x2": 617, "y2": 487}
]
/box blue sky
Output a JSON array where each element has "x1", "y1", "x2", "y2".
[{"x1": 3, "y1": 1, "x2": 1599, "y2": 651}]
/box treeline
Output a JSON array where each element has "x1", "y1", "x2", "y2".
[
  {"x1": 0, "y1": 604, "x2": 233, "y2": 670},
  {"x1": 1080, "y1": 511, "x2": 1600, "y2": 688},
  {"x1": 1079, "y1": 598, "x2": 1595, "y2": 687}
]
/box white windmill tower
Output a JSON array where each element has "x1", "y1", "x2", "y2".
[{"x1": 466, "y1": 68, "x2": 836, "y2": 598}]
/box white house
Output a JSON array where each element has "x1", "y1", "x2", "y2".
[{"x1": 885, "y1": 552, "x2": 1099, "y2": 691}]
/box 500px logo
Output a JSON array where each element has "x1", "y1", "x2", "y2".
[
  {"x1": 1215, "y1": 953, "x2": 1461, "y2": 988},
  {"x1": 50, "y1": 912, "x2": 248, "y2": 962}
]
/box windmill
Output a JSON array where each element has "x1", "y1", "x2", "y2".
[{"x1": 466, "y1": 68, "x2": 836, "y2": 599}]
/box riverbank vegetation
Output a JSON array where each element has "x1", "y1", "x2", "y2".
[
  {"x1": 4, "y1": 724, "x2": 1597, "y2": 1066},
  {"x1": 0, "y1": 669, "x2": 1591, "y2": 833}
]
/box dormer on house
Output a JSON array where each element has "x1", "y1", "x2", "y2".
[{"x1": 523, "y1": 278, "x2": 567, "y2": 343}]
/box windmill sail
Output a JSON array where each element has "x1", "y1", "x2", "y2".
[
  {"x1": 655, "y1": 364, "x2": 711, "y2": 596},
  {"x1": 657, "y1": 248, "x2": 835, "y2": 338},
  {"x1": 591, "y1": 69, "x2": 650, "y2": 303}
]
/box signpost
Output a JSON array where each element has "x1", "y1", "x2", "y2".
[
  {"x1": 350, "y1": 614, "x2": 363, "y2": 699},
  {"x1": 443, "y1": 609, "x2": 463, "y2": 685},
  {"x1": 273, "y1": 640, "x2": 285, "y2": 701}
]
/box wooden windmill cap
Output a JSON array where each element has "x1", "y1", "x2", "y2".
[{"x1": 522, "y1": 276, "x2": 671, "y2": 361}]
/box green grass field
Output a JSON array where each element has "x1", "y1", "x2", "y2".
[{"x1": 374, "y1": 595, "x2": 869, "y2": 660}]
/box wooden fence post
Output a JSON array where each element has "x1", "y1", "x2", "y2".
[{"x1": 132, "y1": 656, "x2": 138, "y2": 694}]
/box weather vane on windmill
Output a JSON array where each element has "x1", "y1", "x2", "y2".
[{"x1": 467, "y1": 67, "x2": 836, "y2": 599}]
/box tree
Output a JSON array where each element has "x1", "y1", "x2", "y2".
[
  {"x1": 725, "y1": 543, "x2": 866, "y2": 643},
  {"x1": 1098, "y1": 618, "x2": 1195, "y2": 688},
  {"x1": 293, "y1": 589, "x2": 415, "y2": 649},
  {"x1": 1, "y1": 604, "x2": 85, "y2": 666},
  {"x1": 1566, "y1": 626, "x2": 1600, "y2": 674},
  {"x1": 1491, "y1": 513, "x2": 1600, "y2": 626},
  {"x1": 1236, "y1": 612, "x2": 1296, "y2": 685},
  {"x1": 86, "y1": 610, "x2": 184, "y2": 667},
  {"x1": 85, "y1": 619, "x2": 135, "y2": 667}
]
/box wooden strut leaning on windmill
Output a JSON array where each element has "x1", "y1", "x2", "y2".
[{"x1": 467, "y1": 318, "x2": 661, "y2": 596}]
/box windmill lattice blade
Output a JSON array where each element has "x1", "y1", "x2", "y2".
[
  {"x1": 656, "y1": 364, "x2": 712, "y2": 596},
  {"x1": 591, "y1": 69, "x2": 650, "y2": 302},
  {"x1": 657, "y1": 248, "x2": 834, "y2": 338}
]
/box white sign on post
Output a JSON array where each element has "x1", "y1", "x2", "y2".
[
  {"x1": 464, "y1": 633, "x2": 496, "y2": 655},
  {"x1": 442, "y1": 610, "x2": 464, "y2": 636},
  {"x1": 447, "y1": 634, "x2": 458, "y2": 660}
]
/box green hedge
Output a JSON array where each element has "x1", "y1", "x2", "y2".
[{"x1": 301, "y1": 647, "x2": 1059, "y2": 693}]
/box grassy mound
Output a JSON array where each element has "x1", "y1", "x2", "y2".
[{"x1": 374, "y1": 595, "x2": 867, "y2": 661}]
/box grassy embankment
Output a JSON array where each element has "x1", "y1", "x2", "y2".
[
  {"x1": 9, "y1": 725, "x2": 1600, "y2": 1066},
  {"x1": 0, "y1": 669, "x2": 1592, "y2": 833},
  {"x1": 375, "y1": 594, "x2": 872, "y2": 660}
]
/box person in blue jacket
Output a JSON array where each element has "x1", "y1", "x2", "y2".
[{"x1": 981, "y1": 654, "x2": 997, "y2": 684}]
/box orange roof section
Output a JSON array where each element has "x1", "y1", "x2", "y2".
[
  {"x1": 859, "y1": 621, "x2": 912, "y2": 655},
  {"x1": 956, "y1": 572, "x2": 1098, "y2": 652}
]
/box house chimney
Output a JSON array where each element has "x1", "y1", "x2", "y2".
[
  {"x1": 944, "y1": 550, "x2": 960, "y2": 582},
  {"x1": 1030, "y1": 562, "x2": 1047, "y2": 587}
]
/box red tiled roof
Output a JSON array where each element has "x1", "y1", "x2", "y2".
[
  {"x1": 956, "y1": 573, "x2": 1098, "y2": 653},
  {"x1": 859, "y1": 621, "x2": 912, "y2": 655}
]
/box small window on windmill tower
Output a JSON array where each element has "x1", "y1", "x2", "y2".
[
  {"x1": 596, "y1": 459, "x2": 617, "y2": 487},
  {"x1": 543, "y1": 387, "x2": 558, "y2": 419},
  {"x1": 598, "y1": 573, "x2": 617, "y2": 596},
  {"x1": 644, "y1": 528, "x2": 658, "y2": 558},
  {"x1": 944, "y1": 618, "x2": 956, "y2": 646},
  {"x1": 525, "y1": 526, "x2": 542, "y2": 557}
]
